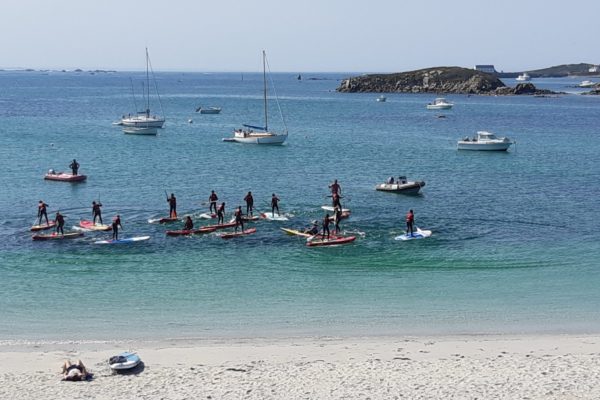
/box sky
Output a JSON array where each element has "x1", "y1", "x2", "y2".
[{"x1": 1, "y1": 0, "x2": 599, "y2": 73}]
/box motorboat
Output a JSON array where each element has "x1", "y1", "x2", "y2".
[
  {"x1": 375, "y1": 176, "x2": 425, "y2": 194},
  {"x1": 123, "y1": 126, "x2": 158, "y2": 135},
  {"x1": 579, "y1": 80, "x2": 596, "y2": 88},
  {"x1": 376, "y1": 95, "x2": 387, "y2": 102},
  {"x1": 516, "y1": 73, "x2": 531, "y2": 82},
  {"x1": 457, "y1": 131, "x2": 514, "y2": 151},
  {"x1": 426, "y1": 98, "x2": 453, "y2": 110},
  {"x1": 196, "y1": 106, "x2": 222, "y2": 114},
  {"x1": 44, "y1": 170, "x2": 87, "y2": 182}
]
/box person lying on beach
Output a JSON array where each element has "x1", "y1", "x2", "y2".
[{"x1": 61, "y1": 360, "x2": 88, "y2": 381}]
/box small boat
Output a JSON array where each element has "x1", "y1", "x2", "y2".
[
  {"x1": 165, "y1": 226, "x2": 217, "y2": 236},
  {"x1": 109, "y1": 352, "x2": 141, "y2": 371},
  {"x1": 457, "y1": 131, "x2": 514, "y2": 151},
  {"x1": 79, "y1": 220, "x2": 111, "y2": 231},
  {"x1": 196, "y1": 106, "x2": 222, "y2": 114},
  {"x1": 579, "y1": 80, "x2": 596, "y2": 88},
  {"x1": 376, "y1": 95, "x2": 387, "y2": 102},
  {"x1": 516, "y1": 73, "x2": 531, "y2": 82},
  {"x1": 94, "y1": 236, "x2": 150, "y2": 245},
  {"x1": 375, "y1": 176, "x2": 425, "y2": 195},
  {"x1": 123, "y1": 126, "x2": 158, "y2": 135},
  {"x1": 32, "y1": 231, "x2": 84, "y2": 241},
  {"x1": 306, "y1": 234, "x2": 356, "y2": 247},
  {"x1": 219, "y1": 228, "x2": 257, "y2": 239},
  {"x1": 30, "y1": 221, "x2": 57, "y2": 231},
  {"x1": 426, "y1": 98, "x2": 453, "y2": 110},
  {"x1": 44, "y1": 171, "x2": 87, "y2": 182}
]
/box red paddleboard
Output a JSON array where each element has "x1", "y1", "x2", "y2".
[
  {"x1": 166, "y1": 227, "x2": 217, "y2": 236},
  {"x1": 203, "y1": 222, "x2": 237, "y2": 230},
  {"x1": 32, "y1": 231, "x2": 84, "y2": 241},
  {"x1": 219, "y1": 228, "x2": 257, "y2": 239},
  {"x1": 79, "y1": 220, "x2": 111, "y2": 231},
  {"x1": 30, "y1": 221, "x2": 57, "y2": 231},
  {"x1": 306, "y1": 235, "x2": 356, "y2": 247},
  {"x1": 158, "y1": 217, "x2": 179, "y2": 224},
  {"x1": 44, "y1": 173, "x2": 87, "y2": 182}
]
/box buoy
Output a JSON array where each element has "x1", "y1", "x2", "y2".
[{"x1": 188, "y1": 119, "x2": 193, "y2": 124}]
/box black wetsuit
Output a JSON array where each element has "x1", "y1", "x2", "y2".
[
  {"x1": 112, "y1": 217, "x2": 122, "y2": 240},
  {"x1": 322, "y1": 216, "x2": 330, "y2": 239},
  {"x1": 209, "y1": 193, "x2": 218, "y2": 214},
  {"x1": 38, "y1": 203, "x2": 49, "y2": 225},
  {"x1": 69, "y1": 160, "x2": 79, "y2": 175},
  {"x1": 217, "y1": 204, "x2": 225, "y2": 225},
  {"x1": 332, "y1": 194, "x2": 342, "y2": 209},
  {"x1": 334, "y1": 209, "x2": 342, "y2": 234},
  {"x1": 184, "y1": 218, "x2": 193, "y2": 230},
  {"x1": 271, "y1": 196, "x2": 280, "y2": 217},
  {"x1": 234, "y1": 210, "x2": 244, "y2": 232},
  {"x1": 168, "y1": 196, "x2": 177, "y2": 218},
  {"x1": 92, "y1": 203, "x2": 103, "y2": 224},
  {"x1": 55, "y1": 214, "x2": 64, "y2": 235},
  {"x1": 244, "y1": 194, "x2": 254, "y2": 216}
]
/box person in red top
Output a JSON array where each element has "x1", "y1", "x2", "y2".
[
  {"x1": 38, "y1": 200, "x2": 49, "y2": 225},
  {"x1": 328, "y1": 179, "x2": 341, "y2": 196},
  {"x1": 406, "y1": 209, "x2": 414, "y2": 237},
  {"x1": 244, "y1": 191, "x2": 254, "y2": 216},
  {"x1": 209, "y1": 191, "x2": 218, "y2": 214}
]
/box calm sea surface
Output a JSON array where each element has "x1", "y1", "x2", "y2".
[{"x1": 0, "y1": 71, "x2": 599, "y2": 342}]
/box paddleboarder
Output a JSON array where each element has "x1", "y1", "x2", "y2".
[
  {"x1": 217, "y1": 202, "x2": 225, "y2": 225},
  {"x1": 55, "y1": 211, "x2": 65, "y2": 235},
  {"x1": 334, "y1": 207, "x2": 342, "y2": 234},
  {"x1": 92, "y1": 201, "x2": 103, "y2": 225},
  {"x1": 209, "y1": 191, "x2": 218, "y2": 214},
  {"x1": 244, "y1": 191, "x2": 254, "y2": 216},
  {"x1": 183, "y1": 216, "x2": 193, "y2": 231},
  {"x1": 234, "y1": 206, "x2": 244, "y2": 233},
  {"x1": 112, "y1": 215, "x2": 122, "y2": 240},
  {"x1": 322, "y1": 214, "x2": 331, "y2": 240},
  {"x1": 332, "y1": 192, "x2": 342, "y2": 209},
  {"x1": 329, "y1": 179, "x2": 341, "y2": 196},
  {"x1": 37, "y1": 200, "x2": 49, "y2": 225},
  {"x1": 305, "y1": 220, "x2": 319, "y2": 235},
  {"x1": 69, "y1": 159, "x2": 80, "y2": 175},
  {"x1": 271, "y1": 193, "x2": 280, "y2": 217},
  {"x1": 406, "y1": 209, "x2": 414, "y2": 237},
  {"x1": 167, "y1": 193, "x2": 177, "y2": 218}
]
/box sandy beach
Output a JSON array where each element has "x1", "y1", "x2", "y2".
[{"x1": 1, "y1": 334, "x2": 599, "y2": 399}]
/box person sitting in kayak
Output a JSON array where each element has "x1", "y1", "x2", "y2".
[
  {"x1": 406, "y1": 209, "x2": 414, "y2": 237},
  {"x1": 217, "y1": 202, "x2": 225, "y2": 225},
  {"x1": 112, "y1": 215, "x2": 122, "y2": 240},
  {"x1": 38, "y1": 200, "x2": 49, "y2": 225},
  {"x1": 332, "y1": 192, "x2": 342, "y2": 209},
  {"x1": 234, "y1": 206, "x2": 244, "y2": 232},
  {"x1": 305, "y1": 220, "x2": 319, "y2": 235},
  {"x1": 183, "y1": 216, "x2": 193, "y2": 231},
  {"x1": 271, "y1": 193, "x2": 280, "y2": 217},
  {"x1": 322, "y1": 214, "x2": 331, "y2": 240},
  {"x1": 329, "y1": 179, "x2": 341, "y2": 196},
  {"x1": 92, "y1": 201, "x2": 103, "y2": 225},
  {"x1": 167, "y1": 193, "x2": 177, "y2": 218},
  {"x1": 244, "y1": 191, "x2": 254, "y2": 216},
  {"x1": 334, "y1": 207, "x2": 342, "y2": 234},
  {"x1": 55, "y1": 211, "x2": 65, "y2": 235},
  {"x1": 209, "y1": 191, "x2": 218, "y2": 214},
  {"x1": 69, "y1": 159, "x2": 80, "y2": 176}
]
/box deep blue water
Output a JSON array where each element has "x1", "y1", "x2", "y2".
[{"x1": 0, "y1": 70, "x2": 599, "y2": 342}]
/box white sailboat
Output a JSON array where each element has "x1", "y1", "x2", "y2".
[
  {"x1": 223, "y1": 51, "x2": 288, "y2": 145},
  {"x1": 121, "y1": 48, "x2": 165, "y2": 129}
]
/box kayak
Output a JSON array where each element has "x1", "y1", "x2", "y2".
[
  {"x1": 260, "y1": 212, "x2": 289, "y2": 221},
  {"x1": 94, "y1": 236, "x2": 150, "y2": 244},
  {"x1": 148, "y1": 217, "x2": 179, "y2": 224},
  {"x1": 79, "y1": 220, "x2": 111, "y2": 231},
  {"x1": 32, "y1": 231, "x2": 84, "y2": 241},
  {"x1": 44, "y1": 172, "x2": 87, "y2": 182},
  {"x1": 203, "y1": 222, "x2": 237, "y2": 230},
  {"x1": 198, "y1": 213, "x2": 217, "y2": 219},
  {"x1": 109, "y1": 352, "x2": 141, "y2": 371},
  {"x1": 394, "y1": 227, "x2": 432, "y2": 241},
  {"x1": 219, "y1": 228, "x2": 257, "y2": 239},
  {"x1": 166, "y1": 226, "x2": 217, "y2": 236},
  {"x1": 280, "y1": 227, "x2": 312, "y2": 238},
  {"x1": 30, "y1": 221, "x2": 57, "y2": 231},
  {"x1": 321, "y1": 206, "x2": 351, "y2": 213},
  {"x1": 306, "y1": 235, "x2": 356, "y2": 247}
]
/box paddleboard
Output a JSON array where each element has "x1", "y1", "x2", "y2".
[
  {"x1": 306, "y1": 235, "x2": 356, "y2": 247},
  {"x1": 280, "y1": 227, "x2": 312, "y2": 238},
  {"x1": 94, "y1": 236, "x2": 150, "y2": 244},
  {"x1": 199, "y1": 213, "x2": 217, "y2": 219},
  {"x1": 229, "y1": 215, "x2": 260, "y2": 223},
  {"x1": 260, "y1": 212, "x2": 289, "y2": 221},
  {"x1": 203, "y1": 222, "x2": 237, "y2": 230},
  {"x1": 109, "y1": 352, "x2": 141, "y2": 371},
  {"x1": 30, "y1": 221, "x2": 56, "y2": 231},
  {"x1": 321, "y1": 206, "x2": 351, "y2": 213},
  {"x1": 219, "y1": 228, "x2": 257, "y2": 239},
  {"x1": 148, "y1": 217, "x2": 178, "y2": 224},
  {"x1": 394, "y1": 228, "x2": 432, "y2": 241},
  {"x1": 32, "y1": 231, "x2": 83, "y2": 241},
  {"x1": 166, "y1": 227, "x2": 217, "y2": 236},
  {"x1": 79, "y1": 220, "x2": 111, "y2": 231}
]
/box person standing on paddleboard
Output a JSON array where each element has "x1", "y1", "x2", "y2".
[
  {"x1": 209, "y1": 191, "x2": 218, "y2": 214},
  {"x1": 234, "y1": 206, "x2": 244, "y2": 233},
  {"x1": 406, "y1": 209, "x2": 414, "y2": 237},
  {"x1": 244, "y1": 191, "x2": 254, "y2": 216},
  {"x1": 55, "y1": 211, "x2": 65, "y2": 235},
  {"x1": 167, "y1": 193, "x2": 177, "y2": 218},
  {"x1": 183, "y1": 216, "x2": 193, "y2": 231},
  {"x1": 217, "y1": 202, "x2": 225, "y2": 225},
  {"x1": 322, "y1": 214, "x2": 331, "y2": 240},
  {"x1": 329, "y1": 179, "x2": 341, "y2": 196},
  {"x1": 334, "y1": 207, "x2": 342, "y2": 234},
  {"x1": 69, "y1": 159, "x2": 80, "y2": 176},
  {"x1": 38, "y1": 200, "x2": 49, "y2": 225},
  {"x1": 332, "y1": 192, "x2": 343, "y2": 209},
  {"x1": 271, "y1": 193, "x2": 280, "y2": 217},
  {"x1": 92, "y1": 201, "x2": 103, "y2": 225},
  {"x1": 112, "y1": 215, "x2": 122, "y2": 240}
]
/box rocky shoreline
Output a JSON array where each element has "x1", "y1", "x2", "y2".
[{"x1": 337, "y1": 67, "x2": 557, "y2": 95}]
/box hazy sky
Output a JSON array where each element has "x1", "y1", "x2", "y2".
[{"x1": 1, "y1": 0, "x2": 598, "y2": 72}]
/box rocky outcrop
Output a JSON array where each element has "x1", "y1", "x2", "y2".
[
  {"x1": 582, "y1": 83, "x2": 600, "y2": 95},
  {"x1": 337, "y1": 67, "x2": 557, "y2": 95}
]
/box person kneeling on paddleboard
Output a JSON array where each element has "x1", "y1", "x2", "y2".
[
  {"x1": 167, "y1": 193, "x2": 177, "y2": 218},
  {"x1": 322, "y1": 214, "x2": 331, "y2": 240},
  {"x1": 184, "y1": 216, "x2": 193, "y2": 231},
  {"x1": 217, "y1": 202, "x2": 225, "y2": 225},
  {"x1": 209, "y1": 191, "x2": 218, "y2": 214},
  {"x1": 112, "y1": 215, "x2": 122, "y2": 240},
  {"x1": 406, "y1": 209, "x2": 414, "y2": 237},
  {"x1": 55, "y1": 211, "x2": 65, "y2": 235},
  {"x1": 234, "y1": 206, "x2": 244, "y2": 233},
  {"x1": 38, "y1": 200, "x2": 50, "y2": 225},
  {"x1": 92, "y1": 201, "x2": 103, "y2": 225},
  {"x1": 271, "y1": 193, "x2": 280, "y2": 217},
  {"x1": 244, "y1": 191, "x2": 254, "y2": 216},
  {"x1": 69, "y1": 159, "x2": 80, "y2": 176}
]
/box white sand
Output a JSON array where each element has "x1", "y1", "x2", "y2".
[{"x1": 1, "y1": 335, "x2": 600, "y2": 399}]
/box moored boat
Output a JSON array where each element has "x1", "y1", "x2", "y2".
[
  {"x1": 516, "y1": 73, "x2": 531, "y2": 82},
  {"x1": 376, "y1": 95, "x2": 386, "y2": 102},
  {"x1": 579, "y1": 80, "x2": 595, "y2": 88},
  {"x1": 375, "y1": 176, "x2": 425, "y2": 195},
  {"x1": 426, "y1": 98, "x2": 453, "y2": 110},
  {"x1": 44, "y1": 171, "x2": 87, "y2": 182},
  {"x1": 196, "y1": 106, "x2": 222, "y2": 114},
  {"x1": 457, "y1": 131, "x2": 514, "y2": 151}
]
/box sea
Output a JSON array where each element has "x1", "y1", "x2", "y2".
[{"x1": 0, "y1": 70, "x2": 599, "y2": 343}]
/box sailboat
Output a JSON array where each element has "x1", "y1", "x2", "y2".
[
  {"x1": 223, "y1": 51, "x2": 288, "y2": 145},
  {"x1": 121, "y1": 48, "x2": 165, "y2": 129}
]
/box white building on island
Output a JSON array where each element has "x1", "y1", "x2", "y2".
[
  {"x1": 589, "y1": 65, "x2": 599, "y2": 73},
  {"x1": 474, "y1": 65, "x2": 497, "y2": 74}
]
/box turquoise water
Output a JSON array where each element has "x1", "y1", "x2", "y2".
[{"x1": 0, "y1": 71, "x2": 599, "y2": 341}]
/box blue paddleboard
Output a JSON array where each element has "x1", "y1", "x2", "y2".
[
  {"x1": 94, "y1": 236, "x2": 150, "y2": 245},
  {"x1": 394, "y1": 228, "x2": 432, "y2": 241}
]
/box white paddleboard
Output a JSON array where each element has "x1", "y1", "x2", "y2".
[
  {"x1": 394, "y1": 228, "x2": 432, "y2": 241},
  {"x1": 321, "y1": 206, "x2": 350, "y2": 213},
  {"x1": 198, "y1": 213, "x2": 217, "y2": 219},
  {"x1": 94, "y1": 236, "x2": 150, "y2": 245},
  {"x1": 260, "y1": 212, "x2": 289, "y2": 221}
]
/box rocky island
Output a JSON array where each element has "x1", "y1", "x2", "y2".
[{"x1": 337, "y1": 67, "x2": 556, "y2": 95}]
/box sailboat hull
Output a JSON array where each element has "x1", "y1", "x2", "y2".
[
  {"x1": 121, "y1": 118, "x2": 165, "y2": 128},
  {"x1": 230, "y1": 133, "x2": 287, "y2": 145}
]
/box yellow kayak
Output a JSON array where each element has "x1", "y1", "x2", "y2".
[{"x1": 280, "y1": 228, "x2": 312, "y2": 238}]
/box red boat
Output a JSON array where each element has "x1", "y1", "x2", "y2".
[
  {"x1": 44, "y1": 172, "x2": 87, "y2": 182},
  {"x1": 219, "y1": 228, "x2": 257, "y2": 239},
  {"x1": 166, "y1": 227, "x2": 217, "y2": 236},
  {"x1": 306, "y1": 235, "x2": 356, "y2": 247},
  {"x1": 30, "y1": 222, "x2": 57, "y2": 231}
]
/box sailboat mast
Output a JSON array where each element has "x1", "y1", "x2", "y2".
[
  {"x1": 145, "y1": 47, "x2": 150, "y2": 116},
  {"x1": 263, "y1": 50, "x2": 268, "y2": 131}
]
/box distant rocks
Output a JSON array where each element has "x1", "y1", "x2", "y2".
[
  {"x1": 582, "y1": 84, "x2": 600, "y2": 95},
  {"x1": 337, "y1": 67, "x2": 558, "y2": 96}
]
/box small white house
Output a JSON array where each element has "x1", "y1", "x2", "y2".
[{"x1": 589, "y1": 65, "x2": 599, "y2": 73}]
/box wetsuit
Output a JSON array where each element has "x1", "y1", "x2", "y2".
[
  {"x1": 55, "y1": 214, "x2": 64, "y2": 235},
  {"x1": 92, "y1": 202, "x2": 103, "y2": 224},
  {"x1": 322, "y1": 215, "x2": 331, "y2": 239},
  {"x1": 306, "y1": 225, "x2": 319, "y2": 235},
  {"x1": 38, "y1": 202, "x2": 49, "y2": 225},
  {"x1": 406, "y1": 211, "x2": 414, "y2": 236},
  {"x1": 234, "y1": 209, "x2": 244, "y2": 232},
  {"x1": 69, "y1": 160, "x2": 79, "y2": 175},
  {"x1": 271, "y1": 195, "x2": 280, "y2": 217},
  {"x1": 244, "y1": 193, "x2": 254, "y2": 216},
  {"x1": 332, "y1": 193, "x2": 342, "y2": 209},
  {"x1": 168, "y1": 195, "x2": 177, "y2": 218},
  {"x1": 329, "y1": 182, "x2": 341, "y2": 196},
  {"x1": 334, "y1": 208, "x2": 342, "y2": 234},
  {"x1": 209, "y1": 192, "x2": 218, "y2": 214},
  {"x1": 112, "y1": 217, "x2": 122, "y2": 240},
  {"x1": 183, "y1": 218, "x2": 193, "y2": 231},
  {"x1": 217, "y1": 203, "x2": 225, "y2": 225}
]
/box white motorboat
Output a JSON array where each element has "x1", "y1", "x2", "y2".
[
  {"x1": 223, "y1": 51, "x2": 288, "y2": 145},
  {"x1": 579, "y1": 80, "x2": 595, "y2": 88},
  {"x1": 120, "y1": 48, "x2": 165, "y2": 128},
  {"x1": 516, "y1": 73, "x2": 531, "y2": 82},
  {"x1": 376, "y1": 95, "x2": 387, "y2": 102},
  {"x1": 375, "y1": 176, "x2": 425, "y2": 195},
  {"x1": 196, "y1": 106, "x2": 222, "y2": 114},
  {"x1": 123, "y1": 126, "x2": 158, "y2": 135},
  {"x1": 457, "y1": 131, "x2": 514, "y2": 151},
  {"x1": 426, "y1": 98, "x2": 453, "y2": 110}
]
